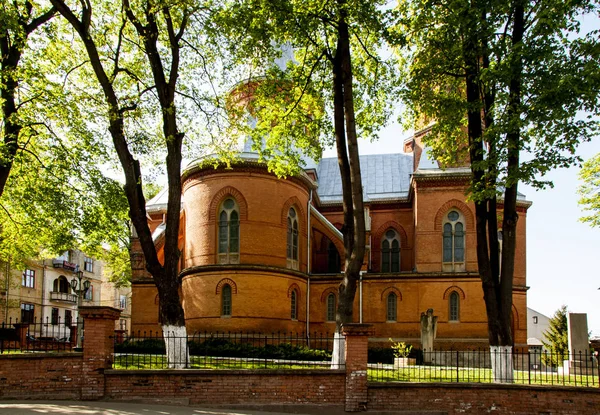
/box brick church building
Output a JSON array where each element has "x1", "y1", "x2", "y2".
[{"x1": 130, "y1": 125, "x2": 531, "y2": 350}]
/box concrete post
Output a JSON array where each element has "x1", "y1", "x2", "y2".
[
  {"x1": 80, "y1": 306, "x2": 121, "y2": 400},
  {"x1": 342, "y1": 323, "x2": 373, "y2": 412}
]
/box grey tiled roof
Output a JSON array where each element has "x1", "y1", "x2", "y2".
[{"x1": 316, "y1": 153, "x2": 414, "y2": 203}]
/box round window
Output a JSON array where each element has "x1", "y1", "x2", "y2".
[
  {"x1": 447, "y1": 211, "x2": 459, "y2": 221},
  {"x1": 385, "y1": 230, "x2": 396, "y2": 239},
  {"x1": 223, "y1": 199, "x2": 234, "y2": 209}
]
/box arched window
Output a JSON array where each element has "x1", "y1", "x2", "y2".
[
  {"x1": 386, "y1": 292, "x2": 397, "y2": 322},
  {"x1": 287, "y1": 207, "x2": 299, "y2": 270},
  {"x1": 381, "y1": 229, "x2": 400, "y2": 272},
  {"x1": 290, "y1": 289, "x2": 298, "y2": 320},
  {"x1": 218, "y1": 198, "x2": 239, "y2": 264},
  {"x1": 326, "y1": 293, "x2": 336, "y2": 322},
  {"x1": 443, "y1": 210, "x2": 465, "y2": 272},
  {"x1": 221, "y1": 284, "x2": 232, "y2": 316},
  {"x1": 449, "y1": 291, "x2": 460, "y2": 321},
  {"x1": 53, "y1": 276, "x2": 70, "y2": 294},
  {"x1": 327, "y1": 241, "x2": 341, "y2": 273}
]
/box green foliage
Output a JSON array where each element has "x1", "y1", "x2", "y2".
[
  {"x1": 541, "y1": 305, "x2": 569, "y2": 367},
  {"x1": 389, "y1": 338, "x2": 413, "y2": 358},
  {"x1": 578, "y1": 153, "x2": 600, "y2": 228},
  {"x1": 399, "y1": 0, "x2": 600, "y2": 195},
  {"x1": 115, "y1": 337, "x2": 332, "y2": 361},
  {"x1": 215, "y1": 0, "x2": 401, "y2": 177}
]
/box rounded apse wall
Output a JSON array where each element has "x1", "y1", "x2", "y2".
[{"x1": 181, "y1": 165, "x2": 311, "y2": 272}]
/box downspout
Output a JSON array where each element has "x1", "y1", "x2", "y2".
[
  {"x1": 306, "y1": 189, "x2": 313, "y2": 341},
  {"x1": 41, "y1": 260, "x2": 47, "y2": 327},
  {"x1": 4, "y1": 257, "x2": 9, "y2": 320},
  {"x1": 359, "y1": 271, "x2": 365, "y2": 324}
]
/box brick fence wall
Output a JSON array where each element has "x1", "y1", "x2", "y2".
[
  {"x1": 369, "y1": 382, "x2": 600, "y2": 414},
  {"x1": 1, "y1": 307, "x2": 599, "y2": 413},
  {"x1": 105, "y1": 370, "x2": 345, "y2": 406},
  {"x1": 0, "y1": 353, "x2": 83, "y2": 399}
]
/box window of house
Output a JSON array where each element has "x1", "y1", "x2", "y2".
[
  {"x1": 327, "y1": 241, "x2": 341, "y2": 273},
  {"x1": 84, "y1": 256, "x2": 93, "y2": 273},
  {"x1": 53, "y1": 276, "x2": 70, "y2": 293},
  {"x1": 287, "y1": 207, "x2": 299, "y2": 270},
  {"x1": 290, "y1": 289, "x2": 298, "y2": 320},
  {"x1": 51, "y1": 308, "x2": 59, "y2": 325},
  {"x1": 221, "y1": 284, "x2": 232, "y2": 316},
  {"x1": 449, "y1": 291, "x2": 460, "y2": 321},
  {"x1": 387, "y1": 292, "x2": 397, "y2": 322},
  {"x1": 326, "y1": 293, "x2": 336, "y2": 322},
  {"x1": 119, "y1": 295, "x2": 127, "y2": 309},
  {"x1": 218, "y1": 199, "x2": 240, "y2": 264},
  {"x1": 443, "y1": 210, "x2": 465, "y2": 272},
  {"x1": 84, "y1": 285, "x2": 93, "y2": 301},
  {"x1": 533, "y1": 316, "x2": 538, "y2": 324},
  {"x1": 64, "y1": 310, "x2": 72, "y2": 326},
  {"x1": 21, "y1": 303, "x2": 34, "y2": 323},
  {"x1": 381, "y1": 229, "x2": 400, "y2": 272},
  {"x1": 22, "y1": 269, "x2": 35, "y2": 288}
]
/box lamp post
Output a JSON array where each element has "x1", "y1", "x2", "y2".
[{"x1": 70, "y1": 270, "x2": 90, "y2": 350}]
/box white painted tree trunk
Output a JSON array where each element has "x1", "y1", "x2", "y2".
[
  {"x1": 331, "y1": 330, "x2": 345, "y2": 369},
  {"x1": 490, "y1": 345, "x2": 514, "y2": 383},
  {"x1": 162, "y1": 324, "x2": 189, "y2": 369}
]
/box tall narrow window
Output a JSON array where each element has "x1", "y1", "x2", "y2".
[
  {"x1": 381, "y1": 229, "x2": 400, "y2": 272},
  {"x1": 443, "y1": 211, "x2": 465, "y2": 272},
  {"x1": 64, "y1": 310, "x2": 72, "y2": 326},
  {"x1": 22, "y1": 269, "x2": 35, "y2": 288},
  {"x1": 21, "y1": 303, "x2": 34, "y2": 323},
  {"x1": 287, "y1": 207, "x2": 299, "y2": 270},
  {"x1": 290, "y1": 289, "x2": 298, "y2": 320},
  {"x1": 218, "y1": 198, "x2": 240, "y2": 264},
  {"x1": 449, "y1": 291, "x2": 460, "y2": 321},
  {"x1": 84, "y1": 285, "x2": 93, "y2": 301},
  {"x1": 51, "y1": 308, "x2": 59, "y2": 325},
  {"x1": 222, "y1": 284, "x2": 232, "y2": 316},
  {"x1": 326, "y1": 293, "x2": 336, "y2": 322},
  {"x1": 84, "y1": 256, "x2": 93, "y2": 273},
  {"x1": 387, "y1": 292, "x2": 397, "y2": 322}
]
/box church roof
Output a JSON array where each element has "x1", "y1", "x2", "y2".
[{"x1": 316, "y1": 153, "x2": 414, "y2": 204}]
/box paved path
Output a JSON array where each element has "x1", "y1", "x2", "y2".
[{"x1": 0, "y1": 401, "x2": 317, "y2": 415}]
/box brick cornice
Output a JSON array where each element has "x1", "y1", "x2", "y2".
[{"x1": 179, "y1": 264, "x2": 308, "y2": 280}]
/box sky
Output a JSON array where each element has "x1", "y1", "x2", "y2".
[{"x1": 323, "y1": 120, "x2": 600, "y2": 337}]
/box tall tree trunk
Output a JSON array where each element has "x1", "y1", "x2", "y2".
[
  {"x1": 52, "y1": 0, "x2": 187, "y2": 367},
  {"x1": 330, "y1": 0, "x2": 366, "y2": 367}
]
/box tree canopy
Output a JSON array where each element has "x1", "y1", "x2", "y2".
[{"x1": 578, "y1": 152, "x2": 600, "y2": 228}]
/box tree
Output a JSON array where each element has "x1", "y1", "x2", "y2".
[
  {"x1": 400, "y1": 0, "x2": 599, "y2": 381},
  {"x1": 541, "y1": 305, "x2": 569, "y2": 367},
  {"x1": 0, "y1": 0, "x2": 56, "y2": 198},
  {"x1": 49, "y1": 0, "x2": 223, "y2": 366},
  {"x1": 578, "y1": 153, "x2": 600, "y2": 228},
  {"x1": 220, "y1": 0, "x2": 399, "y2": 364}
]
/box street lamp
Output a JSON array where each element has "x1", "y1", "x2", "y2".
[{"x1": 71, "y1": 270, "x2": 90, "y2": 350}]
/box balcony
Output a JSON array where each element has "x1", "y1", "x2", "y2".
[
  {"x1": 52, "y1": 259, "x2": 78, "y2": 272},
  {"x1": 49, "y1": 291, "x2": 77, "y2": 303}
]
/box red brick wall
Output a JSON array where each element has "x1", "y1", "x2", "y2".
[
  {"x1": 369, "y1": 383, "x2": 600, "y2": 414},
  {"x1": 104, "y1": 370, "x2": 345, "y2": 405},
  {"x1": 0, "y1": 353, "x2": 82, "y2": 399}
]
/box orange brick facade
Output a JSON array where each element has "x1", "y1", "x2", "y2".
[{"x1": 130, "y1": 137, "x2": 531, "y2": 350}]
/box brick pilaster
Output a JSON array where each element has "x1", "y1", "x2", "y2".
[
  {"x1": 80, "y1": 306, "x2": 121, "y2": 400},
  {"x1": 342, "y1": 323, "x2": 373, "y2": 412}
]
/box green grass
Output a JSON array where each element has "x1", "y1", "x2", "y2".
[
  {"x1": 368, "y1": 365, "x2": 600, "y2": 387},
  {"x1": 112, "y1": 354, "x2": 333, "y2": 370}
]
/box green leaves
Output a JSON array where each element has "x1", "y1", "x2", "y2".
[{"x1": 578, "y1": 152, "x2": 600, "y2": 228}]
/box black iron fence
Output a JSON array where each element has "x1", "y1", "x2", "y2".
[
  {"x1": 369, "y1": 348, "x2": 600, "y2": 387},
  {"x1": 113, "y1": 330, "x2": 344, "y2": 370},
  {"x1": 0, "y1": 317, "x2": 82, "y2": 353}
]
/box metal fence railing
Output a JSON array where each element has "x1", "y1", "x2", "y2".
[
  {"x1": 0, "y1": 317, "x2": 82, "y2": 353},
  {"x1": 369, "y1": 349, "x2": 600, "y2": 387},
  {"x1": 113, "y1": 331, "x2": 344, "y2": 370}
]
